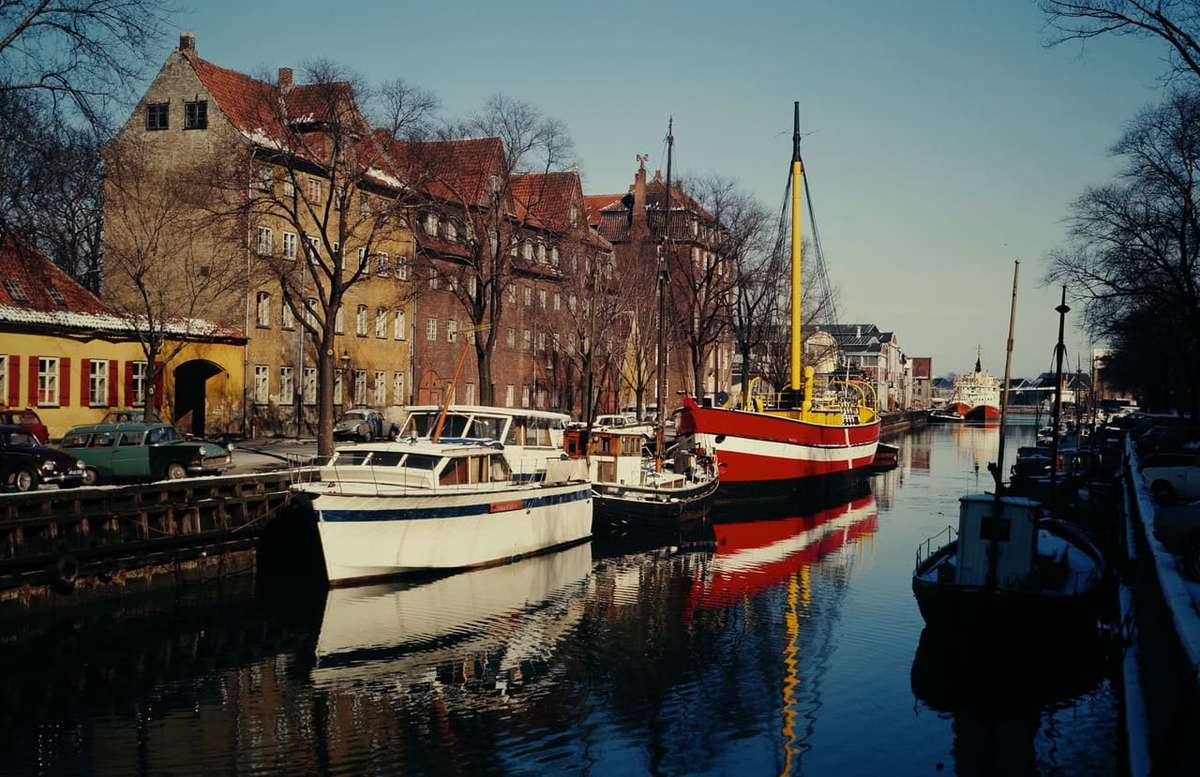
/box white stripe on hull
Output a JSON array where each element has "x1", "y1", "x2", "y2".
[{"x1": 693, "y1": 432, "x2": 878, "y2": 465}]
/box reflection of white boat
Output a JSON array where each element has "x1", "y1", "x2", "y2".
[
  {"x1": 313, "y1": 543, "x2": 593, "y2": 688},
  {"x1": 293, "y1": 439, "x2": 592, "y2": 584}
]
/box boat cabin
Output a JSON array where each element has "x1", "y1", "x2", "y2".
[
  {"x1": 564, "y1": 428, "x2": 646, "y2": 485},
  {"x1": 321, "y1": 441, "x2": 512, "y2": 491},
  {"x1": 399, "y1": 405, "x2": 568, "y2": 478}
]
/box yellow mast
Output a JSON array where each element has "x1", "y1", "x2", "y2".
[{"x1": 790, "y1": 102, "x2": 803, "y2": 397}]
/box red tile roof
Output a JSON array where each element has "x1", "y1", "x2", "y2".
[
  {"x1": 584, "y1": 194, "x2": 624, "y2": 225},
  {"x1": 511, "y1": 172, "x2": 578, "y2": 230},
  {"x1": 382, "y1": 135, "x2": 505, "y2": 207},
  {"x1": 0, "y1": 239, "x2": 106, "y2": 313}
]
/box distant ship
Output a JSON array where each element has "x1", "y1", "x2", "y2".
[{"x1": 946, "y1": 350, "x2": 1000, "y2": 422}]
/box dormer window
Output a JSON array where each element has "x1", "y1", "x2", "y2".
[
  {"x1": 184, "y1": 100, "x2": 207, "y2": 130},
  {"x1": 424, "y1": 213, "x2": 438, "y2": 235},
  {"x1": 3, "y1": 279, "x2": 27, "y2": 302},
  {"x1": 537, "y1": 243, "x2": 546, "y2": 263},
  {"x1": 445, "y1": 221, "x2": 457, "y2": 242},
  {"x1": 522, "y1": 241, "x2": 533, "y2": 261},
  {"x1": 46, "y1": 285, "x2": 66, "y2": 307},
  {"x1": 550, "y1": 246, "x2": 559, "y2": 266},
  {"x1": 146, "y1": 102, "x2": 169, "y2": 131}
]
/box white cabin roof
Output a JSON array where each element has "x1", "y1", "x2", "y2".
[{"x1": 404, "y1": 404, "x2": 569, "y2": 422}]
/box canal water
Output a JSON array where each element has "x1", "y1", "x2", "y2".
[{"x1": 0, "y1": 421, "x2": 1120, "y2": 776}]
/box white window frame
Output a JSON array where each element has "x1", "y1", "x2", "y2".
[
  {"x1": 88, "y1": 359, "x2": 108, "y2": 407},
  {"x1": 356, "y1": 304, "x2": 368, "y2": 336},
  {"x1": 256, "y1": 226, "x2": 273, "y2": 256},
  {"x1": 376, "y1": 307, "x2": 387, "y2": 339},
  {"x1": 353, "y1": 369, "x2": 367, "y2": 406},
  {"x1": 132, "y1": 360, "x2": 147, "y2": 405},
  {"x1": 253, "y1": 364, "x2": 269, "y2": 405},
  {"x1": 539, "y1": 289, "x2": 547, "y2": 309},
  {"x1": 447, "y1": 319, "x2": 458, "y2": 343},
  {"x1": 335, "y1": 305, "x2": 344, "y2": 334},
  {"x1": 427, "y1": 318, "x2": 438, "y2": 341},
  {"x1": 281, "y1": 301, "x2": 295, "y2": 330},
  {"x1": 256, "y1": 291, "x2": 271, "y2": 327},
  {"x1": 374, "y1": 370, "x2": 386, "y2": 406},
  {"x1": 302, "y1": 367, "x2": 317, "y2": 404},
  {"x1": 506, "y1": 328, "x2": 515, "y2": 348},
  {"x1": 392, "y1": 371, "x2": 405, "y2": 405},
  {"x1": 282, "y1": 232, "x2": 297, "y2": 260},
  {"x1": 521, "y1": 385, "x2": 530, "y2": 408},
  {"x1": 523, "y1": 329, "x2": 531, "y2": 350},
  {"x1": 280, "y1": 366, "x2": 294, "y2": 402},
  {"x1": 396, "y1": 254, "x2": 408, "y2": 280},
  {"x1": 465, "y1": 383, "x2": 475, "y2": 404},
  {"x1": 524, "y1": 286, "x2": 532, "y2": 306},
  {"x1": 394, "y1": 309, "x2": 406, "y2": 340},
  {"x1": 333, "y1": 371, "x2": 343, "y2": 405},
  {"x1": 36, "y1": 357, "x2": 59, "y2": 406},
  {"x1": 554, "y1": 293, "x2": 561, "y2": 311},
  {"x1": 505, "y1": 384, "x2": 514, "y2": 408},
  {"x1": 376, "y1": 252, "x2": 390, "y2": 276}
]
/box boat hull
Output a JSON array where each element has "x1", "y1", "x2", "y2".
[
  {"x1": 307, "y1": 483, "x2": 593, "y2": 585},
  {"x1": 947, "y1": 401, "x2": 972, "y2": 417},
  {"x1": 965, "y1": 404, "x2": 1000, "y2": 422},
  {"x1": 593, "y1": 477, "x2": 719, "y2": 532},
  {"x1": 676, "y1": 398, "x2": 879, "y2": 500}
]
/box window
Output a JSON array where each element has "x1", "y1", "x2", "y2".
[
  {"x1": 506, "y1": 327, "x2": 515, "y2": 348},
  {"x1": 396, "y1": 255, "x2": 408, "y2": 280},
  {"x1": 356, "y1": 305, "x2": 368, "y2": 336},
  {"x1": 376, "y1": 252, "x2": 390, "y2": 276},
  {"x1": 551, "y1": 246, "x2": 559, "y2": 266},
  {"x1": 359, "y1": 193, "x2": 370, "y2": 216},
  {"x1": 254, "y1": 365, "x2": 269, "y2": 405},
  {"x1": 4, "y1": 280, "x2": 27, "y2": 302},
  {"x1": 35, "y1": 357, "x2": 59, "y2": 406},
  {"x1": 522, "y1": 329, "x2": 531, "y2": 350},
  {"x1": 507, "y1": 285, "x2": 516, "y2": 303},
  {"x1": 537, "y1": 331, "x2": 546, "y2": 351},
  {"x1": 256, "y1": 291, "x2": 271, "y2": 327},
  {"x1": 184, "y1": 100, "x2": 207, "y2": 129},
  {"x1": 283, "y1": 179, "x2": 295, "y2": 197},
  {"x1": 376, "y1": 307, "x2": 387, "y2": 338},
  {"x1": 88, "y1": 360, "x2": 108, "y2": 406},
  {"x1": 429, "y1": 273, "x2": 439, "y2": 290},
  {"x1": 358, "y1": 247, "x2": 368, "y2": 271},
  {"x1": 282, "y1": 301, "x2": 295, "y2": 330},
  {"x1": 427, "y1": 317, "x2": 438, "y2": 341},
  {"x1": 255, "y1": 168, "x2": 272, "y2": 192},
  {"x1": 392, "y1": 371, "x2": 405, "y2": 405},
  {"x1": 445, "y1": 221, "x2": 457, "y2": 242},
  {"x1": 394, "y1": 309, "x2": 406, "y2": 340},
  {"x1": 302, "y1": 367, "x2": 317, "y2": 404},
  {"x1": 132, "y1": 361, "x2": 147, "y2": 405},
  {"x1": 306, "y1": 235, "x2": 320, "y2": 260},
  {"x1": 333, "y1": 371, "x2": 343, "y2": 405},
  {"x1": 424, "y1": 212, "x2": 438, "y2": 235},
  {"x1": 282, "y1": 232, "x2": 297, "y2": 260},
  {"x1": 524, "y1": 286, "x2": 532, "y2": 306},
  {"x1": 374, "y1": 371, "x2": 386, "y2": 406},
  {"x1": 569, "y1": 294, "x2": 577, "y2": 313},
  {"x1": 306, "y1": 178, "x2": 321, "y2": 203},
  {"x1": 554, "y1": 293, "x2": 561, "y2": 311},
  {"x1": 353, "y1": 370, "x2": 367, "y2": 405},
  {"x1": 505, "y1": 385, "x2": 514, "y2": 407},
  {"x1": 539, "y1": 289, "x2": 547, "y2": 309},
  {"x1": 46, "y1": 285, "x2": 66, "y2": 307},
  {"x1": 468, "y1": 275, "x2": 477, "y2": 297},
  {"x1": 335, "y1": 305, "x2": 344, "y2": 334},
  {"x1": 537, "y1": 243, "x2": 546, "y2": 263},
  {"x1": 521, "y1": 385, "x2": 530, "y2": 408},
  {"x1": 447, "y1": 319, "x2": 458, "y2": 343},
  {"x1": 256, "y1": 226, "x2": 273, "y2": 255},
  {"x1": 523, "y1": 241, "x2": 533, "y2": 260},
  {"x1": 280, "y1": 366, "x2": 294, "y2": 402},
  {"x1": 146, "y1": 102, "x2": 169, "y2": 130}
]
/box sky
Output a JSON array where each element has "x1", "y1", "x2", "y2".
[{"x1": 167, "y1": 0, "x2": 1172, "y2": 378}]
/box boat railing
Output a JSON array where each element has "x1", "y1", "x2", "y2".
[{"x1": 915, "y1": 525, "x2": 957, "y2": 571}]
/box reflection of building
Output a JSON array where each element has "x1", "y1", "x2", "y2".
[
  {"x1": 910, "y1": 357, "x2": 932, "y2": 409},
  {"x1": 0, "y1": 240, "x2": 245, "y2": 437}
]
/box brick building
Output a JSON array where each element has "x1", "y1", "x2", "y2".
[
  {"x1": 382, "y1": 135, "x2": 616, "y2": 416},
  {"x1": 587, "y1": 161, "x2": 735, "y2": 408},
  {"x1": 105, "y1": 33, "x2": 415, "y2": 437}
]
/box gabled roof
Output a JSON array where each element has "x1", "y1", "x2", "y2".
[
  {"x1": 511, "y1": 172, "x2": 578, "y2": 231},
  {"x1": 584, "y1": 194, "x2": 623, "y2": 225},
  {"x1": 383, "y1": 135, "x2": 505, "y2": 207},
  {"x1": 0, "y1": 239, "x2": 106, "y2": 314}
]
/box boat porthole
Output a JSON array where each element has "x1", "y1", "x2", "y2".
[{"x1": 715, "y1": 435, "x2": 726, "y2": 443}]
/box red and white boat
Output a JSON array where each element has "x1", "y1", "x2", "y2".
[
  {"x1": 673, "y1": 103, "x2": 880, "y2": 501},
  {"x1": 948, "y1": 350, "x2": 1000, "y2": 422}
]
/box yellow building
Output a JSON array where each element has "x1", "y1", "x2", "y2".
[{"x1": 0, "y1": 240, "x2": 245, "y2": 439}]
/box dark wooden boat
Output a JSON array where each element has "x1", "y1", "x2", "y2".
[{"x1": 870, "y1": 442, "x2": 899, "y2": 470}]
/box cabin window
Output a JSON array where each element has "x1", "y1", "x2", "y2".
[
  {"x1": 440, "y1": 456, "x2": 471, "y2": 486},
  {"x1": 332, "y1": 451, "x2": 370, "y2": 466},
  {"x1": 527, "y1": 416, "x2": 554, "y2": 447},
  {"x1": 368, "y1": 451, "x2": 403, "y2": 467},
  {"x1": 402, "y1": 454, "x2": 440, "y2": 470},
  {"x1": 505, "y1": 419, "x2": 524, "y2": 445},
  {"x1": 490, "y1": 454, "x2": 510, "y2": 482},
  {"x1": 471, "y1": 416, "x2": 502, "y2": 440}
]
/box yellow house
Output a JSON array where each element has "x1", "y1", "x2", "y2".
[{"x1": 0, "y1": 240, "x2": 245, "y2": 439}]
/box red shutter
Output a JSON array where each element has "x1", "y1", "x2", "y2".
[
  {"x1": 107, "y1": 360, "x2": 118, "y2": 406},
  {"x1": 125, "y1": 361, "x2": 134, "y2": 407},
  {"x1": 8, "y1": 356, "x2": 19, "y2": 407},
  {"x1": 27, "y1": 356, "x2": 37, "y2": 407},
  {"x1": 80, "y1": 359, "x2": 91, "y2": 406},
  {"x1": 153, "y1": 362, "x2": 163, "y2": 410},
  {"x1": 60, "y1": 357, "x2": 70, "y2": 407}
]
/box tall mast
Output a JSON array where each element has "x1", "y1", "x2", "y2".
[
  {"x1": 993, "y1": 260, "x2": 1019, "y2": 495},
  {"x1": 1049, "y1": 286, "x2": 1069, "y2": 490},
  {"x1": 655, "y1": 118, "x2": 673, "y2": 473},
  {"x1": 790, "y1": 102, "x2": 804, "y2": 400}
]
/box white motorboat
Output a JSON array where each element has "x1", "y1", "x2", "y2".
[
  {"x1": 398, "y1": 404, "x2": 569, "y2": 480},
  {"x1": 293, "y1": 439, "x2": 592, "y2": 585}
]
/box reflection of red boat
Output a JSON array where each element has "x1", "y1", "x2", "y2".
[{"x1": 686, "y1": 495, "x2": 878, "y2": 614}]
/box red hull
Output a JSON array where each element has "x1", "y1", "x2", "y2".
[
  {"x1": 966, "y1": 404, "x2": 999, "y2": 421},
  {"x1": 947, "y1": 402, "x2": 971, "y2": 417},
  {"x1": 677, "y1": 397, "x2": 880, "y2": 485}
]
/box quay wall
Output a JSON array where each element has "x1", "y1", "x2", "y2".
[{"x1": 880, "y1": 410, "x2": 928, "y2": 437}]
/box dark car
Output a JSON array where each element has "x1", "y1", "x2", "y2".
[
  {"x1": 333, "y1": 408, "x2": 398, "y2": 442},
  {"x1": 0, "y1": 409, "x2": 49, "y2": 444},
  {"x1": 0, "y1": 425, "x2": 86, "y2": 491}
]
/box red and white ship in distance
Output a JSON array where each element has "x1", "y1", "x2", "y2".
[
  {"x1": 675, "y1": 102, "x2": 880, "y2": 498},
  {"x1": 946, "y1": 350, "x2": 1001, "y2": 422}
]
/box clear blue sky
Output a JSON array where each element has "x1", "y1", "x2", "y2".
[{"x1": 170, "y1": 0, "x2": 1169, "y2": 378}]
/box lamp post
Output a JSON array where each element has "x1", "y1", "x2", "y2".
[{"x1": 340, "y1": 351, "x2": 351, "y2": 408}]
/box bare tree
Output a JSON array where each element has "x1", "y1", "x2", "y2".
[
  {"x1": 1042, "y1": 1, "x2": 1200, "y2": 82},
  {"x1": 102, "y1": 135, "x2": 243, "y2": 421},
  {"x1": 617, "y1": 256, "x2": 660, "y2": 418},
  {"x1": 560, "y1": 253, "x2": 627, "y2": 427},
  {"x1": 1046, "y1": 89, "x2": 1200, "y2": 414},
  {"x1": 396, "y1": 95, "x2": 575, "y2": 406},
  {"x1": 221, "y1": 63, "x2": 434, "y2": 455}
]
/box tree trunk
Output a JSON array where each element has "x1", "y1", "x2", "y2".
[
  {"x1": 635, "y1": 386, "x2": 645, "y2": 420},
  {"x1": 476, "y1": 345, "x2": 494, "y2": 405},
  {"x1": 317, "y1": 333, "x2": 335, "y2": 457},
  {"x1": 143, "y1": 341, "x2": 160, "y2": 423},
  {"x1": 691, "y1": 343, "x2": 704, "y2": 399}
]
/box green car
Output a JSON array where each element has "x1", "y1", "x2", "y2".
[{"x1": 61, "y1": 423, "x2": 232, "y2": 484}]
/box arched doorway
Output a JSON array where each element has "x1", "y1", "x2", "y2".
[{"x1": 173, "y1": 359, "x2": 225, "y2": 436}]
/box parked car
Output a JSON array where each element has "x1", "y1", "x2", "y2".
[
  {"x1": 1153, "y1": 502, "x2": 1200, "y2": 579},
  {"x1": 333, "y1": 408, "x2": 397, "y2": 442},
  {"x1": 60, "y1": 422, "x2": 231, "y2": 484},
  {"x1": 101, "y1": 409, "x2": 145, "y2": 424},
  {"x1": 0, "y1": 425, "x2": 86, "y2": 491},
  {"x1": 0, "y1": 408, "x2": 49, "y2": 444},
  {"x1": 1140, "y1": 451, "x2": 1200, "y2": 504}
]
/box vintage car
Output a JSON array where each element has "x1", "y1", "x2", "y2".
[
  {"x1": 60, "y1": 422, "x2": 231, "y2": 484},
  {"x1": 333, "y1": 408, "x2": 398, "y2": 442},
  {"x1": 100, "y1": 409, "x2": 145, "y2": 424},
  {"x1": 0, "y1": 408, "x2": 49, "y2": 444},
  {"x1": 1140, "y1": 450, "x2": 1200, "y2": 504},
  {"x1": 0, "y1": 424, "x2": 86, "y2": 491}
]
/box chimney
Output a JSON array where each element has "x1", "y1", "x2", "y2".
[
  {"x1": 856, "y1": 325, "x2": 861, "y2": 338},
  {"x1": 179, "y1": 32, "x2": 196, "y2": 52},
  {"x1": 278, "y1": 67, "x2": 293, "y2": 90},
  {"x1": 631, "y1": 157, "x2": 649, "y2": 240}
]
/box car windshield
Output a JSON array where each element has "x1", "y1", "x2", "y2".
[
  {"x1": 61, "y1": 432, "x2": 88, "y2": 447},
  {"x1": 4, "y1": 432, "x2": 35, "y2": 446},
  {"x1": 343, "y1": 410, "x2": 368, "y2": 420}
]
